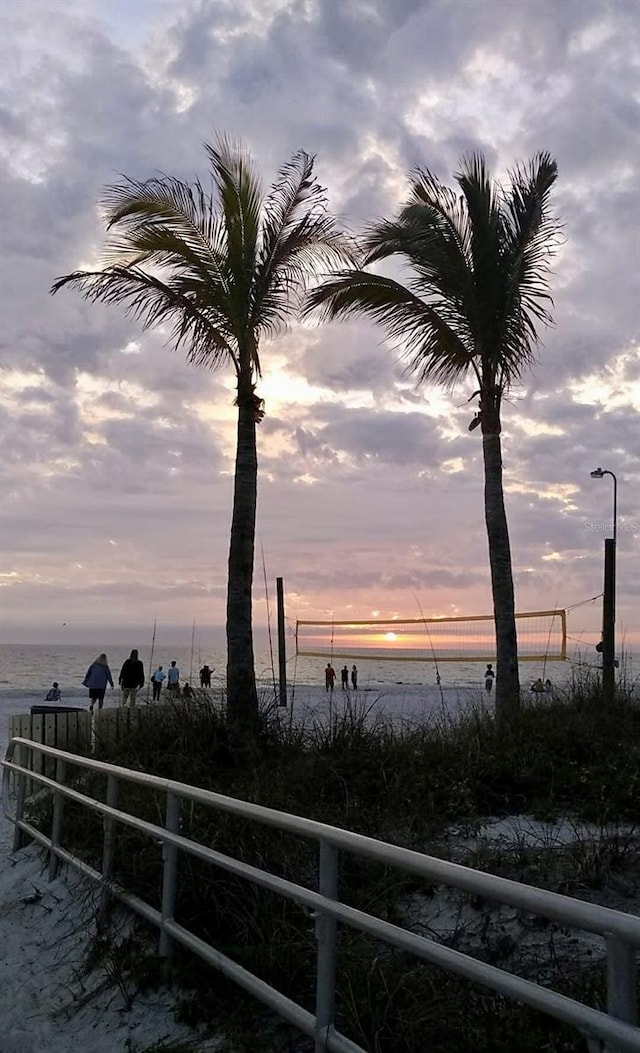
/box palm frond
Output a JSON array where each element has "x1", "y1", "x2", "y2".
[
  {"x1": 453, "y1": 153, "x2": 507, "y2": 357},
  {"x1": 305, "y1": 270, "x2": 473, "y2": 386},
  {"x1": 502, "y1": 152, "x2": 559, "y2": 323},
  {"x1": 204, "y1": 136, "x2": 263, "y2": 332},
  {"x1": 101, "y1": 176, "x2": 231, "y2": 294},
  {"x1": 51, "y1": 265, "x2": 236, "y2": 372},
  {"x1": 489, "y1": 153, "x2": 560, "y2": 387},
  {"x1": 252, "y1": 151, "x2": 354, "y2": 332},
  {"x1": 362, "y1": 194, "x2": 474, "y2": 325},
  {"x1": 256, "y1": 222, "x2": 356, "y2": 339}
]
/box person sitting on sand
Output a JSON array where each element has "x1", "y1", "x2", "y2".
[
  {"x1": 83, "y1": 654, "x2": 114, "y2": 712},
  {"x1": 531, "y1": 678, "x2": 545, "y2": 693},
  {"x1": 544, "y1": 678, "x2": 552, "y2": 694},
  {"x1": 484, "y1": 664, "x2": 495, "y2": 693},
  {"x1": 183, "y1": 681, "x2": 194, "y2": 700},
  {"x1": 44, "y1": 682, "x2": 62, "y2": 702}
]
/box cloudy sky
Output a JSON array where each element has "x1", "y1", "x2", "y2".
[{"x1": 1, "y1": 0, "x2": 638, "y2": 653}]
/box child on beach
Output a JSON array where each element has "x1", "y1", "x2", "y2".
[{"x1": 44, "y1": 682, "x2": 62, "y2": 702}]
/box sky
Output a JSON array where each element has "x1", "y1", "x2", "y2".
[{"x1": 0, "y1": 0, "x2": 638, "y2": 653}]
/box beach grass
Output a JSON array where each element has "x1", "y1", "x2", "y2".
[{"x1": 25, "y1": 676, "x2": 640, "y2": 1052}]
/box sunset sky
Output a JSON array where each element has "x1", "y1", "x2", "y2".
[{"x1": 1, "y1": 0, "x2": 638, "y2": 652}]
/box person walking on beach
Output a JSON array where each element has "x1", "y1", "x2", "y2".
[
  {"x1": 484, "y1": 664, "x2": 495, "y2": 693},
  {"x1": 341, "y1": 665, "x2": 349, "y2": 690},
  {"x1": 167, "y1": 660, "x2": 180, "y2": 696},
  {"x1": 83, "y1": 654, "x2": 114, "y2": 712},
  {"x1": 325, "y1": 663, "x2": 336, "y2": 693},
  {"x1": 119, "y1": 649, "x2": 145, "y2": 708},
  {"x1": 44, "y1": 682, "x2": 62, "y2": 702},
  {"x1": 151, "y1": 665, "x2": 166, "y2": 701},
  {"x1": 351, "y1": 665, "x2": 358, "y2": 690}
]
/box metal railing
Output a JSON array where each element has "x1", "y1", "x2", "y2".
[{"x1": 2, "y1": 736, "x2": 639, "y2": 1053}]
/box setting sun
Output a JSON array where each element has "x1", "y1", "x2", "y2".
[{"x1": 384, "y1": 632, "x2": 398, "y2": 641}]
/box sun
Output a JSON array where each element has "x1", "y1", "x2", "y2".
[{"x1": 384, "y1": 632, "x2": 398, "y2": 642}]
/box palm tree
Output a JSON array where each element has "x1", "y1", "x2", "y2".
[
  {"x1": 52, "y1": 138, "x2": 352, "y2": 740},
  {"x1": 306, "y1": 153, "x2": 560, "y2": 719}
]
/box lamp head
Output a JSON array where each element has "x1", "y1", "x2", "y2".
[{"x1": 590, "y1": 468, "x2": 604, "y2": 479}]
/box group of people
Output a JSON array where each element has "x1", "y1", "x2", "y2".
[
  {"x1": 325, "y1": 663, "x2": 358, "y2": 692},
  {"x1": 150, "y1": 660, "x2": 183, "y2": 700},
  {"x1": 483, "y1": 665, "x2": 552, "y2": 695},
  {"x1": 76, "y1": 651, "x2": 197, "y2": 711}
]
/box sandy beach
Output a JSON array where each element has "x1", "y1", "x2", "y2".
[{"x1": 0, "y1": 680, "x2": 483, "y2": 1053}]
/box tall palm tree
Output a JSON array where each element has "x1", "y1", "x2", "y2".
[
  {"x1": 52, "y1": 138, "x2": 352, "y2": 739},
  {"x1": 306, "y1": 153, "x2": 560, "y2": 719}
]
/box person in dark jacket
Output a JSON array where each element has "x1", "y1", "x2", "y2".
[
  {"x1": 119, "y1": 649, "x2": 145, "y2": 708},
  {"x1": 325, "y1": 663, "x2": 336, "y2": 693},
  {"x1": 83, "y1": 654, "x2": 114, "y2": 712}
]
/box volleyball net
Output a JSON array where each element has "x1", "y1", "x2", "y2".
[{"x1": 295, "y1": 610, "x2": 567, "y2": 663}]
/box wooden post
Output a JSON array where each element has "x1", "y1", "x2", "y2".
[
  {"x1": 276, "y1": 576, "x2": 287, "y2": 707},
  {"x1": 100, "y1": 774, "x2": 119, "y2": 924},
  {"x1": 48, "y1": 759, "x2": 66, "y2": 880},
  {"x1": 31, "y1": 713, "x2": 44, "y2": 792},
  {"x1": 44, "y1": 714, "x2": 56, "y2": 779}
]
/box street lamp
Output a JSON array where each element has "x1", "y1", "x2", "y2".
[
  {"x1": 589, "y1": 467, "x2": 617, "y2": 542},
  {"x1": 590, "y1": 467, "x2": 618, "y2": 695}
]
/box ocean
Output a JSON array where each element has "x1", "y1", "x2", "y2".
[{"x1": 0, "y1": 639, "x2": 582, "y2": 701}]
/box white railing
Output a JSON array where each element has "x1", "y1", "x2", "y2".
[{"x1": 2, "y1": 736, "x2": 638, "y2": 1053}]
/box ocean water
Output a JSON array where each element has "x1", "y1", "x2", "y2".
[{"x1": 0, "y1": 640, "x2": 580, "y2": 701}]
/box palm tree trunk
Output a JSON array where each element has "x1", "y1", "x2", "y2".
[
  {"x1": 226, "y1": 373, "x2": 259, "y2": 741},
  {"x1": 481, "y1": 430, "x2": 521, "y2": 718}
]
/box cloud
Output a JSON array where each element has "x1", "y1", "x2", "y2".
[{"x1": 0, "y1": 0, "x2": 638, "y2": 647}]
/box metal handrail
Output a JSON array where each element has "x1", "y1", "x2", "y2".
[{"x1": 2, "y1": 736, "x2": 639, "y2": 1053}]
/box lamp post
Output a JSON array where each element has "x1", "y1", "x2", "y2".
[{"x1": 590, "y1": 468, "x2": 617, "y2": 695}]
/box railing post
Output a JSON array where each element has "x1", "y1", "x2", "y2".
[
  {"x1": 159, "y1": 791, "x2": 180, "y2": 968},
  {"x1": 48, "y1": 759, "x2": 66, "y2": 880},
  {"x1": 99, "y1": 774, "x2": 119, "y2": 924},
  {"x1": 606, "y1": 935, "x2": 637, "y2": 1052},
  {"x1": 12, "y1": 743, "x2": 29, "y2": 851},
  {"x1": 314, "y1": 839, "x2": 339, "y2": 1052}
]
